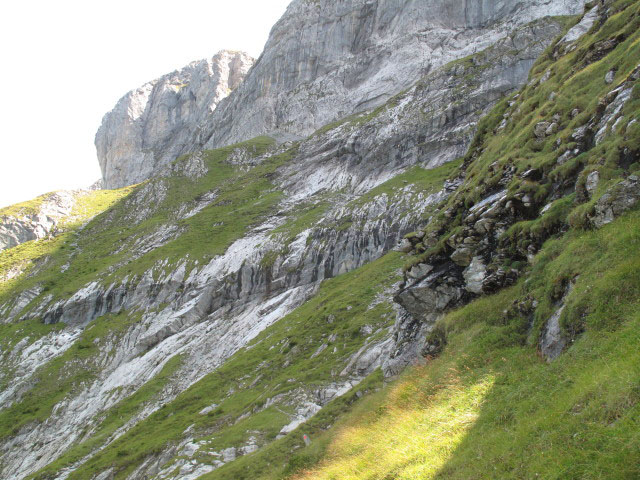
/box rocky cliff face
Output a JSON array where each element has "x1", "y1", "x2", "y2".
[
  {"x1": 96, "y1": 51, "x2": 254, "y2": 189},
  {"x1": 395, "y1": 2, "x2": 640, "y2": 362},
  {"x1": 96, "y1": 0, "x2": 585, "y2": 189},
  {"x1": 7, "y1": 0, "x2": 634, "y2": 478},
  {"x1": 199, "y1": 0, "x2": 586, "y2": 149}
]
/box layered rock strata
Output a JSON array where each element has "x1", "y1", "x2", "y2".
[{"x1": 0, "y1": 16, "x2": 577, "y2": 478}]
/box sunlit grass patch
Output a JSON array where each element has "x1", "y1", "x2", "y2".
[{"x1": 296, "y1": 370, "x2": 494, "y2": 480}]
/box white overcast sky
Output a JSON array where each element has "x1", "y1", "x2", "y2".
[{"x1": 0, "y1": 0, "x2": 292, "y2": 208}]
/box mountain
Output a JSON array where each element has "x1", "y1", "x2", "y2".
[
  {"x1": 96, "y1": 51, "x2": 254, "y2": 189},
  {"x1": 2, "y1": 0, "x2": 640, "y2": 479},
  {"x1": 197, "y1": 0, "x2": 587, "y2": 149},
  {"x1": 96, "y1": 0, "x2": 585, "y2": 189}
]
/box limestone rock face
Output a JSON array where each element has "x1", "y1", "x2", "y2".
[
  {"x1": 2, "y1": 0, "x2": 611, "y2": 476},
  {"x1": 199, "y1": 0, "x2": 585, "y2": 150},
  {"x1": 0, "y1": 16, "x2": 577, "y2": 476},
  {"x1": 590, "y1": 176, "x2": 640, "y2": 228},
  {"x1": 96, "y1": 51, "x2": 254, "y2": 189},
  {"x1": 560, "y1": 3, "x2": 599, "y2": 44}
]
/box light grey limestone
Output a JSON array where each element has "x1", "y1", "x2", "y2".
[
  {"x1": 590, "y1": 176, "x2": 640, "y2": 228},
  {"x1": 464, "y1": 257, "x2": 488, "y2": 294},
  {"x1": 540, "y1": 283, "x2": 576, "y2": 361},
  {"x1": 1, "y1": 5, "x2": 589, "y2": 479},
  {"x1": 200, "y1": 0, "x2": 585, "y2": 151},
  {"x1": 0, "y1": 191, "x2": 76, "y2": 252},
  {"x1": 560, "y1": 4, "x2": 599, "y2": 45},
  {"x1": 96, "y1": 0, "x2": 585, "y2": 188},
  {"x1": 96, "y1": 51, "x2": 254, "y2": 189}
]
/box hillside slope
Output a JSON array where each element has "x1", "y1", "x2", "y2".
[
  {"x1": 287, "y1": 0, "x2": 640, "y2": 478},
  {"x1": 0, "y1": 0, "x2": 639, "y2": 479}
]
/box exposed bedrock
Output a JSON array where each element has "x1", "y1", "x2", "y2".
[
  {"x1": 200, "y1": 0, "x2": 585, "y2": 150},
  {"x1": 96, "y1": 51, "x2": 254, "y2": 189},
  {"x1": 0, "y1": 8, "x2": 588, "y2": 479}
]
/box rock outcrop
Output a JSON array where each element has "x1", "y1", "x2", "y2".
[
  {"x1": 0, "y1": 13, "x2": 580, "y2": 477},
  {"x1": 394, "y1": 2, "x2": 639, "y2": 364},
  {"x1": 590, "y1": 175, "x2": 640, "y2": 228},
  {"x1": 0, "y1": 191, "x2": 76, "y2": 252},
  {"x1": 9, "y1": 0, "x2": 637, "y2": 477},
  {"x1": 96, "y1": 51, "x2": 254, "y2": 189}
]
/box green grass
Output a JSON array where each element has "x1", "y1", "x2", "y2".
[
  {"x1": 270, "y1": 198, "x2": 331, "y2": 245},
  {"x1": 7, "y1": 4, "x2": 640, "y2": 479},
  {"x1": 411, "y1": 0, "x2": 640, "y2": 268},
  {"x1": 63, "y1": 187, "x2": 137, "y2": 227},
  {"x1": 465, "y1": 1, "x2": 639, "y2": 203},
  {"x1": 350, "y1": 160, "x2": 462, "y2": 209},
  {"x1": 0, "y1": 137, "x2": 292, "y2": 309},
  {"x1": 293, "y1": 207, "x2": 640, "y2": 480},
  {"x1": 204, "y1": 371, "x2": 386, "y2": 480},
  {"x1": 28, "y1": 353, "x2": 183, "y2": 480},
  {"x1": 0, "y1": 192, "x2": 58, "y2": 218},
  {"x1": 0, "y1": 187, "x2": 133, "y2": 288},
  {"x1": 285, "y1": 5, "x2": 640, "y2": 477}
]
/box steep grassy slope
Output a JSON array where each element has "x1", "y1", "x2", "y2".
[
  {"x1": 20, "y1": 149, "x2": 457, "y2": 479},
  {"x1": 0, "y1": 187, "x2": 133, "y2": 342},
  {"x1": 0, "y1": 138, "x2": 297, "y2": 476},
  {"x1": 115, "y1": 3, "x2": 640, "y2": 478},
  {"x1": 408, "y1": 0, "x2": 640, "y2": 269},
  {"x1": 295, "y1": 208, "x2": 640, "y2": 480},
  {"x1": 0, "y1": 136, "x2": 285, "y2": 303},
  {"x1": 0, "y1": 188, "x2": 133, "y2": 281},
  {"x1": 28, "y1": 251, "x2": 403, "y2": 479},
  {"x1": 0, "y1": 137, "x2": 289, "y2": 362},
  {"x1": 1, "y1": 84, "x2": 462, "y2": 477}
]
